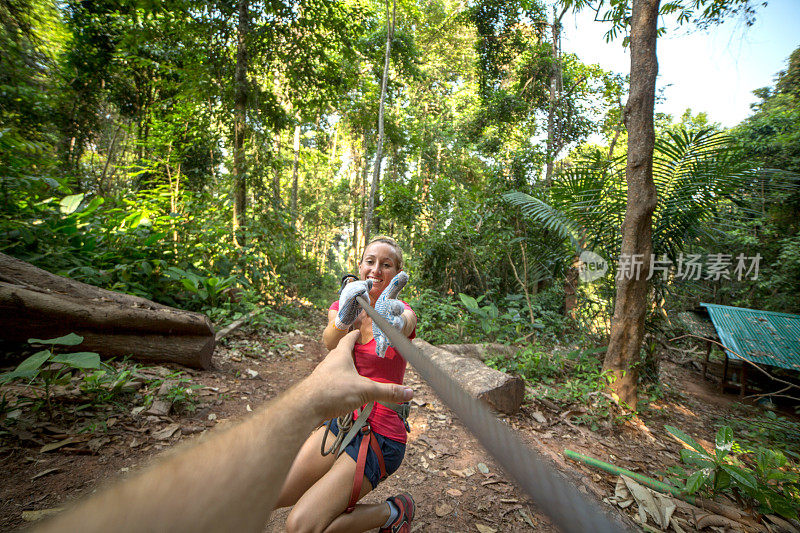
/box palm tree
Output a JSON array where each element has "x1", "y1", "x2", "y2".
[{"x1": 505, "y1": 127, "x2": 757, "y2": 268}]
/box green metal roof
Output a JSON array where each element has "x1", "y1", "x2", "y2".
[{"x1": 701, "y1": 303, "x2": 800, "y2": 371}]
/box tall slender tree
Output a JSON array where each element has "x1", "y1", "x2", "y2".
[
  {"x1": 290, "y1": 123, "x2": 301, "y2": 229},
  {"x1": 232, "y1": 0, "x2": 249, "y2": 246},
  {"x1": 364, "y1": 0, "x2": 396, "y2": 245}
]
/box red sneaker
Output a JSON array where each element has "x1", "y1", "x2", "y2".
[{"x1": 379, "y1": 492, "x2": 415, "y2": 533}]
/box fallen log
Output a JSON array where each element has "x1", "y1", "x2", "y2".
[
  {"x1": 412, "y1": 339, "x2": 524, "y2": 414},
  {"x1": 436, "y1": 343, "x2": 517, "y2": 361},
  {"x1": 0, "y1": 254, "x2": 215, "y2": 369}
]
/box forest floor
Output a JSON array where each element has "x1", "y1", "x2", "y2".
[{"x1": 0, "y1": 306, "x2": 793, "y2": 532}]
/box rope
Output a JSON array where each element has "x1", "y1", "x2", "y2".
[
  {"x1": 355, "y1": 294, "x2": 627, "y2": 533},
  {"x1": 320, "y1": 411, "x2": 354, "y2": 457}
]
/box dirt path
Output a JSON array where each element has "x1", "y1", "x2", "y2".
[{"x1": 1, "y1": 310, "x2": 773, "y2": 531}]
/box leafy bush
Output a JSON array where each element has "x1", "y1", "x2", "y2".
[
  {"x1": 486, "y1": 345, "x2": 559, "y2": 382},
  {"x1": 665, "y1": 425, "x2": 800, "y2": 520},
  {"x1": 406, "y1": 288, "x2": 463, "y2": 344}
]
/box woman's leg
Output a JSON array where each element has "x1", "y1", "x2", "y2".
[
  {"x1": 274, "y1": 426, "x2": 338, "y2": 509},
  {"x1": 285, "y1": 453, "x2": 391, "y2": 533}
]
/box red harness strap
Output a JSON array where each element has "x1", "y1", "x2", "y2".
[{"x1": 345, "y1": 425, "x2": 387, "y2": 513}]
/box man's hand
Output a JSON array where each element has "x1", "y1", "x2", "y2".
[
  {"x1": 305, "y1": 331, "x2": 413, "y2": 420},
  {"x1": 335, "y1": 280, "x2": 373, "y2": 330},
  {"x1": 372, "y1": 272, "x2": 409, "y2": 357}
]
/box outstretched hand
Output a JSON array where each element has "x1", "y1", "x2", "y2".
[
  {"x1": 372, "y1": 271, "x2": 409, "y2": 358},
  {"x1": 305, "y1": 331, "x2": 413, "y2": 420}
]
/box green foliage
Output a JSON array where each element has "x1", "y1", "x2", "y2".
[
  {"x1": 505, "y1": 128, "x2": 757, "y2": 267},
  {"x1": 486, "y1": 345, "x2": 559, "y2": 382},
  {"x1": 458, "y1": 291, "x2": 544, "y2": 342},
  {"x1": 406, "y1": 288, "x2": 463, "y2": 345},
  {"x1": 722, "y1": 409, "x2": 800, "y2": 461},
  {"x1": 488, "y1": 344, "x2": 625, "y2": 430},
  {"x1": 665, "y1": 425, "x2": 800, "y2": 520},
  {"x1": 78, "y1": 362, "x2": 141, "y2": 407},
  {"x1": 165, "y1": 267, "x2": 238, "y2": 309},
  {"x1": 0, "y1": 334, "x2": 102, "y2": 417}
]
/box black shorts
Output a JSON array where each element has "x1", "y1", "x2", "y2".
[{"x1": 327, "y1": 418, "x2": 406, "y2": 490}]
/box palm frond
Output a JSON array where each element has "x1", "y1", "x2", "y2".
[
  {"x1": 502, "y1": 191, "x2": 583, "y2": 253},
  {"x1": 505, "y1": 126, "x2": 765, "y2": 266}
]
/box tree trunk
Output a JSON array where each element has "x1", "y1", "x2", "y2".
[
  {"x1": 232, "y1": 0, "x2": 249, "y2": 247},
  {"x1": 364, "y1": 0, "x2": 395, "y2": 246},
  {"x1": 544, "y1": 7, "x2": 567, "y2": 186},
  {"x1": 0, "y1": 254, "x2": 215, "y2": 369},
  {"x1": 564, "y1": 255, "x2": 579, "y2": 318},
  {"x1": 99, "y1": 122, "x2": 123, "y2": 194},
  {"x1": 350, "y1": 138, "x2": 362, "y2": 269},
  {"x1": 291, "y1": 123, "x2": 301, "y2": 229},
  {"x1": 602, "y1": 0, "x2": 660, "y2": 408},
  {"x1": 272, "y1": 130, "x2": 282, "y2": 209}
]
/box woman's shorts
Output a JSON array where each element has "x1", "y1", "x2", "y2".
[{"x1": 327, "y1": 418, "x2": 406, "y2": 490}]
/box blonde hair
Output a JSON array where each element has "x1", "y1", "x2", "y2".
[{"x1": 362, "y1": 236, "x2": 403, "y2": 270}]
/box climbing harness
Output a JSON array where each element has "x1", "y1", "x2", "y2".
[
  {"x1": 354, "y1": 294, "x2": 626, "y2": 533},
  {"x1": 320, "y1": 400, "x2": 410, "y2": 512}
]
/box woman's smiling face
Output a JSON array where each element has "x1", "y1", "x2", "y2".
[{"x1": 359, "y1": 242, "x2": 401, "y2": 297}]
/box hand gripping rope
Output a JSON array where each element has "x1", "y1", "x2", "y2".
[{"x1": 354, "y1": 294, "x2": 628, "y2": 533}]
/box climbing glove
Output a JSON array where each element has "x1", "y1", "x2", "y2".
[
  {"x1": 336, "y1": 279, "x2": 373, "y2": 331},
  {"x1": 373, "y1": 272, "x2": 409, "y2": 358}
]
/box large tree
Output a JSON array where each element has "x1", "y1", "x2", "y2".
[{"x1": 568, "y1": 0, "x2": 763, "y2": 407}]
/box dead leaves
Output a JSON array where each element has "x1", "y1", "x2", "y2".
[
  {"x1": 435, "y1": 502, "x2": 453, "y2": 517},
  {"x1": 151, "y1": 423, "x2": 181, "y2": 441},
  {"x1": 607, "y1": 475, "x2": 675, "y2": 529},
  {"x1": 31, "y1": 467, "x2": 60, "y2": 480},
  {"x1": 39, "y1": 437, "x2": 76, "y2": 453}
]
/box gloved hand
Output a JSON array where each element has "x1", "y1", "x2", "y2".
[
  {"x1": 335, "y1": 279, "x2": 373, "y2": 331},
  {"x1": 372, "y1": 272, "x2": 409, "y2": 358}
]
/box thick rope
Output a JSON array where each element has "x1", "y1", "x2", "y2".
[{"x1": 356, "y1": 295, "x2": 627, "y2": 533}]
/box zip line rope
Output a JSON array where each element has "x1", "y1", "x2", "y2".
[{"x1": 355, "y1": 295, "x2": 627, "y2": 533}]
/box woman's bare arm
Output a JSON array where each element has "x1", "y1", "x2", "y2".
[
  {"x1": 401, "y1": 308, "x2": 417, "y2": 338},
  {"x1": 323, "y1": 308, "x2": 350, "y2": 349}
]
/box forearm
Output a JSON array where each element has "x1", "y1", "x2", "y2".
[
  {"x1": 401, "y1": 309, "x2": 417, "y2": 338},
  {"x1": 323, "y1": 321, "x2": 349, "y2": 350},
  {"x1": 37, "y1": 380, "x2": 323, "y2": 533}
]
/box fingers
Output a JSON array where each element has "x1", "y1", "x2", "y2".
[
  {"x1": 379, "y1": 272, "x2": 408, "y2": 301},
  {"x1": 337, "y1": 280, "x2": 373, "y2": 328},
  {"x1": 386, "y1": 299, "x2": 405, "y2": 316},
  {"x1": 335, "y1": 330, "x2": 360, "y2": 353},
  {"x1": 375, "y1": 335, "x2": 388, "y2": 359},
  {"x1": 369, "y1": 381, "x2": 414, "y2": 405}
]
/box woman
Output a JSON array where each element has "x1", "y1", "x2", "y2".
[{"x1": 275, "y1": 236, "x2": 417, "y2": 533}]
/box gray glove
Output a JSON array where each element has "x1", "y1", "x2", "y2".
[
  {"x1": 372, "y1": 272, "x2": 409, "y2": 358},
  {"x1": 335, "y1": 279, "x2": 373, "y2": 330}
]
